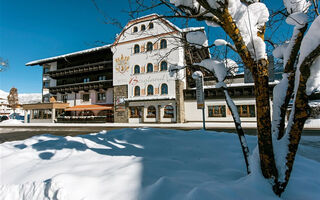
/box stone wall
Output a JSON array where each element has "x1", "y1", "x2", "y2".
[
  {"x1": 175, "y1": 80, "x2": 185, "y2": 123},
  {"x1": 113, "y1": 85, "x2": 128, "y2": 123}
]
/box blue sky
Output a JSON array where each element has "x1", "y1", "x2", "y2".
[{"x1": 0, "y1": 0, "x2": 285, "y2": 93}]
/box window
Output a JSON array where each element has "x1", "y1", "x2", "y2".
[
  {"x1": 161, "y1": 84, "x2": 168, "y2": 95},
  {"x1": 134, "y1": 86, "x2": 140, "y2": 96},
  {"x1": 147, "y1": 106, "x2": 156, "y2": 118},
  {"x1": 164, "y1": 105, "x2": 174, "y2": 118},
  {"x1": 133, "y1": 26, "x2": 138, "y2": 32},
  {"x1": 147, "y1": 85, "x2": 154, "y2": 95},
  {"x1": 208, "y1": 105, "x2": 226, "y2": 117},
  {"x1": 160, "y1": 61, "x2": 168, "y2": 71},
  {"x1": 82, "y1": 93, "x2": 90, "y2": 102},
  {"x1": 147, "y1": 42, "x2": 153, "y2": 51},
  {"x1": 98, "y1": 75, "x2": 106, "y2": 81},
  {"x1": 43, "y1": 67, "x2": 50, "y2": 74},
  {"x1": 43, "y1": 81, "x2": 50, "y2": 88},
  {"x1": 237, "y1": 105, "x2": 256, "y2": 117},
  {"x1": 97, "y1": 92, "x2": 106, "y2": 101},
  {"x1": 32, "y1": 109, "x2": 52, "y2": 119},
  {"x1": 130, "y1": 107, "x2": 142, "y2": 118},
  {"x1": 79, "y1": 110, "x2": 94, "y2": 116},
  {"x1": 62, "y1": 94, "x2": 68, "y2": 103},
  {"x1": 134, "y1": 65, "x2": 140, "y2": 74},
  {"x1": 149, "y1": 22, "x2": 154, "y2": 29},
  {"x1": 84, "y1": 78, "x2": 90, "y2": 83},
  {"x1": 141, "y1": 24, "x2": 146, "y2": 31},
  {"x1": 160, "y1": 39, "x2": 167, "y2": 49},
  {"x1": 147, "y1": 63, "x2": 153, "y2": 73},
  {"x1": 134, "y1": 44, "x2": 140, "y2": 54}
]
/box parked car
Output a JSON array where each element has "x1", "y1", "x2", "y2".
[{"x1": 0, "y1": 115, "x2": 9, "y2": 122}]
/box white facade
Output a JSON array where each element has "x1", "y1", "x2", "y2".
[{"x1": 112, "y1": 14, "x2": 187, "y2": 123}]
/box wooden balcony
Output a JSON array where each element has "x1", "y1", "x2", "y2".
[
  {"x1": 48, "y1": 61, "x2": 112, "y2": 78},
  {"x1": 49, "y1": 80, "x2": 112, "y2": 94}
]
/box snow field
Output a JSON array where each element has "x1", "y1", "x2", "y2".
[{"x1": 0, "y1": 128, "x2": 319, "y2": 200}]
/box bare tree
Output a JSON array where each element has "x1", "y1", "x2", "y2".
[
  {"x1": 7, "y1": 87, "x2": 19, "y2": 117},
  {"x1": 0, "y1": 57, "x2": 9, "y2": 72}
]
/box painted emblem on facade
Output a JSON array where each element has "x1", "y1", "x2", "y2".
[
  {"x1": 129, "y1": 76, "x2": 139, "y2": 86},
  {"x1": 115, "y1": 54, "x2": 130, "y2": 74}
]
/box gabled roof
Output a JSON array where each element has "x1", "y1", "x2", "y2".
[
  {"x1": 26, "y1": 44, "x2": 112, "y2": 66},
  {"x1": 113, "y1": 13, "x2": 182, "y2": 45}
]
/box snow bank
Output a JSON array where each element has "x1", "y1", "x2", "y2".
[
  {"x1": 0, "y1": 119, "x2": 23, "y2": 124},
  {"x1": 1, "y1": 128, "x2": 319, "y2": 200}
]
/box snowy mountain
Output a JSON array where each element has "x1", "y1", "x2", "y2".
[{"x1": 0, "y1": 89, "x2": 41, "y2": 104}]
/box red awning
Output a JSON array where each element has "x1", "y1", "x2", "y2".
[{"x1": 65, "y1": 105, "x2": 113, "y2": 111}]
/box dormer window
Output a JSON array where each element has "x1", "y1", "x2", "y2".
[
  {"x1": 133, "y1": 26, "x2": 138, "y2": 32},
  {"x1": 141, "y1": 24, "x2": 146, "y2": 31},
  {"x1": 149, "y1": 22, "x2": 154, "y2": 29},
  {"x1": 147, "y1": 42, "x2": 153, "y2": 51}
]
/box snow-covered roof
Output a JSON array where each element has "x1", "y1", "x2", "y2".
[{"x1": 26, "y1": 44, "x2": 112, "y2": 66}]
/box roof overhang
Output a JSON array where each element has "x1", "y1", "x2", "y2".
[
  {"x1": 65, "y1": 104, "x2": 114, "y2": 111},
  {"x1": 26, "y1": 44, "x2": 112, "y2": 66}
]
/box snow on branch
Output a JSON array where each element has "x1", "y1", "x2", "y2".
[
  {"x1": 283, "y1": 0, "x2": 311, "y2": 14},
  {"x1": 186, "y1": 30, "x2": 208, "y2": 48}
]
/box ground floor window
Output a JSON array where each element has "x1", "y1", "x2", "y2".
[
  {"x1": 164, "y1": 105, "x2": 174, "y2": 118},
  {"x1": 32, "y1": 109, "x2": 52, "y2": 119},
  {"x1": 98, "y1": 110, "x2": 114, "y2": 122},
  {"x1": 237, "y1": 105, "x2": 255, "y2": 117},
  {"x1": 130, "y1": 107, "x2": 142, "y2": 118},
  {"x1": 79, "y1": 110, "x2": 94, "y2": 116},
  {"x1": 97, "y1": 92, "x2": 106, "y2": 102},
  {"x1": 62, "y1": 94, "x2": 68, "y2": 103},
  {"x1": 82, "y1": 93, "x2": 90, "y2": 102},
  {"x1": 147, "y1": 106, "x2": 156, "y2": 118},
  {"x1": 208, "y1": 105, "x2": 226, "y2": 117}
]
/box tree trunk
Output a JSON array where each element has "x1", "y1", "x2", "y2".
[
  {"x1": 274, "y1": 45, "x2": 320, "y2": 195},
  {"x1": 252, "y1": 60, "x2": 278, "y2": 181},
  {"x1": 277, "y1": 25, "x2": 308, "y2": 139}
]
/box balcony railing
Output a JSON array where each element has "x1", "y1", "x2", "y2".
[
  {"x1": 49, "y1": 80, "x2": 112, "y2": 94},
  {"x1": 48, "y1": 61, "x2": 112, "y2": 78}
]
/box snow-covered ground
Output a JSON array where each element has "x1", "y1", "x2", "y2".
[{"x1": 0, "y1": 128, "x2": 319, "y2": 200}]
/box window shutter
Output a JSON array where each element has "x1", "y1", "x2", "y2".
[
  {"x1": 154, "y1": 64, "x2": 159, "y2": 72},
  {"x1": 153, "y1": 42, "x2": 158, "y2": 50},
  {"x1": 141, "y1": 44, "x2": 145, "y2": 52},
  {"x1": 155, "y1": 87, "x2": 159, "y2": 95},
  {"x1": 226, "y1": 107, "x2": 231, "y2": 116},
  {"x1": 141, "y1": 66, "x2": 145, "y2": 73}
]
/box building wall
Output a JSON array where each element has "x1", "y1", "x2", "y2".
[
  {"x1": 57, "y1": 88, "x2": 114, "y2": 107},
  {"x1": 112, "y1": 16, "x2": 186, "y2": 123},
  {"x1": 128, "y1": 100, "x2": 176, "y2": 123},
  {"x1": 113, "y1": 85, "x2": 128, "y2": 123},
  {"x1": 184, "y1": 98, "x2": 259, "y2": 122}
]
